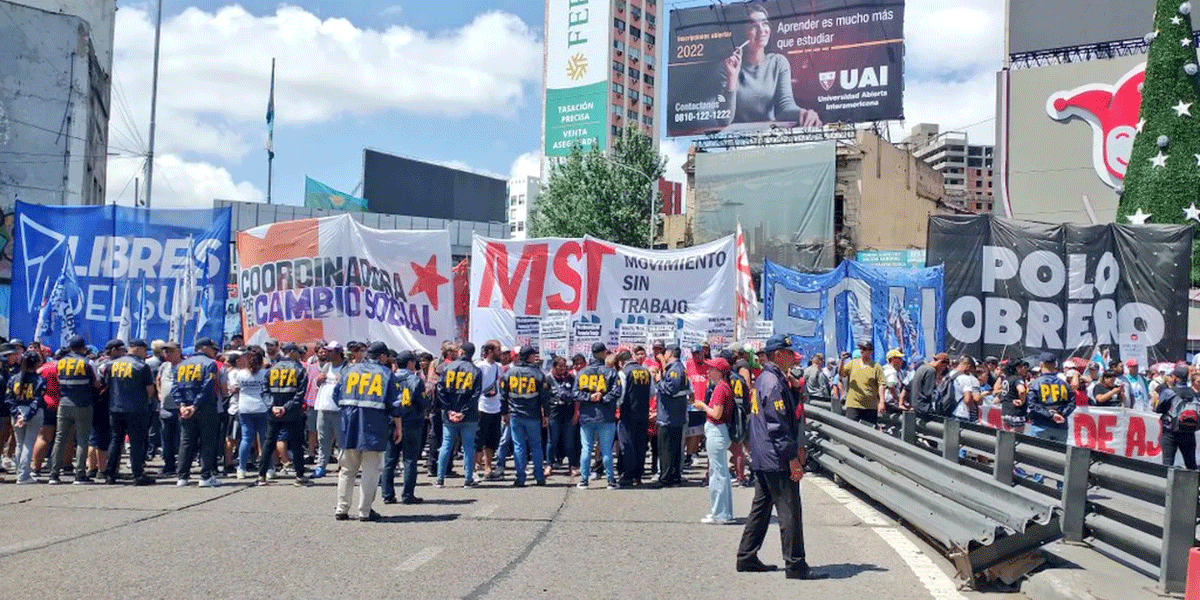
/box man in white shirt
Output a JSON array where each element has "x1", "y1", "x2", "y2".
[
  {"x1": 312, "y1": 343, "x2": 345, "y2": 478},
  {"x1": 474, "y1": 341, "x2": 504, "y2": 480},
  {"x1": 951, "y1": 356, "x2": 981, "y2": 423}
]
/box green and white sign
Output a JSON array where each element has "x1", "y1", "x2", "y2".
[{"x1": 544, "y1": 0, "x2": 611, "y2": 157}]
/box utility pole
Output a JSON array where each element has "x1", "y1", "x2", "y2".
[{"x1": 144, "y1": 0, "x2": 163, "y2": 208}]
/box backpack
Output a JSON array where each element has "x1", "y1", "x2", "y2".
[
  {"x1": 727, "y1": 374, "x2": 751, "y2": 443},
  {"x1": 1174, "y1": 388, "x2": 1200, "y2": 433},
  {"x1": 934, "y1": 375, "x2": 959, "y2": 418}
]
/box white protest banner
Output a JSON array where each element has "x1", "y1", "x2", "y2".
[
  {"x1": 646, "y1": 323, "x2": 678, "y2": 347},
  {"x1": 679, "y1": 328, "x2": 708, "y2": 359},
  {"x1": 975, "y1": 404, "x2": 1177, "y2": 464},
  {"x1": 539, "y1": 314, "x2": 570, "y2": 356},
  {"x1": 571, "y1": 321, "x2": 603, "y2": 357},
  {"x1": 470, "y1": 234, "x2": 735, "y2": 347},
  {"x1": 745, "y1": 320, "x2": 774, "y2": 350},
  {"x1": 237, "y1": 214, "x2": 452, "y2": 354},
  {"x1": 1118, "y1": 332, "x2": 1149, "y2": 370},
  {"x1": 618, "y1": 323, "x2": 647, "y2": 348}
]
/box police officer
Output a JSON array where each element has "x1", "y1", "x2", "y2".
[
  {"x1": 653, "y1": 344, "x2": 690, "y2": 487},
  {"x1": 574, "y1": 342, "x2": 622, "y2": 490},
  {"x1": 618, "y1": 349, "x2": 652, "y2": 487},
  {"x1": 381, "y1": 351, "x2": 427, "y2": 505},
  {"x1": 502, "y1": 346, "x2": 549, "y2": 487},
  {"x1": 436, "y1": 341, "x2": 482, "y2": 488},
  {"x1": 90, "y1": 340, "x2": 126, "y2": 481},
  {"x1": 103, "y1": 339, "x2": 156, "y2": 486},
  {"x1": 258, "y1": 343, "x2": 310, "y2": 486},
  {"x1": 333, "y1": 342, "x2": 401, "y2": 522},
  {"x1": 1026, "y1": 352, "x2": 1073, "y2": 444},
  {"x1": 174, "y1": 338, "x2": 224, "y2": 488},
  {"x1": 49, "y1": 335, "x2": 99, "y2": 485},
  {"x1": 737, "y1": 334, "x2": 827, "y2": 580}
]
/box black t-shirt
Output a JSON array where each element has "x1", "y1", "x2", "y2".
[
  {"x1": 1001, "y1": 374, "x2": 1025, "y2": 416},
  {"x1": 105, "y1": 356, "x2": 155, "y2": 413},
  {"x1": 1091, "y1": 382, "x2": 1121, "y2": 406}
]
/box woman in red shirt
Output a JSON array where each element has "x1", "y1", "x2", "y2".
[
  {"x1": 694, "y1": 357, "x2": 735, "y2": 524},
  {"x1": 32, "y1": 351, "x2": 61, "y2": 474}
]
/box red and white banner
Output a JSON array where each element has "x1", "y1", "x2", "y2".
[
  {"x1": 976, "y1": 404, "x2": 1172, "y2": 464},
  {"x1": 236, "y1": 214, "x2": 452, "y2": 354},
  {"x1": 470, "y1": 234, "x2": 736, "y2": 347}
]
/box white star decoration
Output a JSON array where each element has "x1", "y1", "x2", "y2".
[
  {"x1": 1185, "y1": 203, "x2": 1200, "y2": 222},
  {"x1": 1174, "y1": 15, "x2": 1185, "y2": 25},
  {"x1": 1195, "y1": 153, "x2": 1200, "y2": 166},
  {"x1": 1138, "y1": 118, "x2": 1147, "y2": 132},
  {"x1": 1128, "y1": 208, "x2": 1153, "y2": 224},
  {"x1": 1176, "y1": 100, "x2": 1194, "y2": 116},
  {"x1": 1151, "y1": 151, "x2": 1170, "y2": 167},
  {"x1": 1185, "y1": 36, "x2": 1195, "y2": 47}
]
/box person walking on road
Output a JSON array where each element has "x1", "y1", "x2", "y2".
[
  {"x1": 334, "y1": 342, "x2": 401, "y2": 522},
  {"x1": 737, "y1": 334, "x2": 827, "y2": 580}
]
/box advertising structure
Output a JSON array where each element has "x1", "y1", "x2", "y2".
[
  {"x1": 761, "y1": 259, "x2": 944, "y2": 363},
  {"x1": 1007, "y1": 0, "x2": 1195, "y2": 57},
  {"x1": 11, "y1": 202, "x2": 231, "y2": 348},
  {"x1": 470, "y1": 235, "x2": 736, "y2": 347},
  {"x1": 926, "y1": 214, "x2": 1192, "y2": 362},
  {"x1": 667, "y1": 0, "x2": 904, "y2": 137},
  {"x1": 236, "y1": 214, "x2": 453, "y2": 354},
  {"x1": 543, "y1": 0, "x2": 612, "y2": 157}
]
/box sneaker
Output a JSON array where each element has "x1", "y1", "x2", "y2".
[
  {"x1": 463, "y1": 479, "x2": 479, "y2": 488},
  {"x1": 15, "y1": 477, "x2": 38, "y2": 485},
  {"x1": 86, "y1": 469, "x2": 98, "y2": 479},
  {"x1": 176, "y1": 478, "x2": 190, "y2": 487},
  {"x1": 576, "y1": 481, "x2": 589, "y2": 489},
  {"x1": 312, "y1": 467, "x2": 326, "y2": 479},
  {"x1": 334, "y1": 512, "x2": 349, "y2": 521},
  {"x1": 2, "y1": 456, "x2": 14, "y2": 470},
  {"x1": 359, "y1": 510, "x2": 382, "y2": 522},
  {"x1": 700, "y1": 516, "x2": 730, "y2": 525},
  {"x1": 47, "y1": 476, "x2": 61, "y2": 485},
  {"x1": 607, "y1": 481, "x2": 620, "y2": 490},
  {"x1": 198, "y1": 477, "x2": 221, "y2": 488},
  {"x1": 104, "y1": 476, "x2": 118, "y2": 485},
  {"x1": 267, "y1": 468, "x2": 277, "y2": 480},
  {"x1": 256, "y1": 476, "x2": 268, "y2": 487},
  {"x1": 133, "y1": 476, "x2": 156, "y2": 486},
  {"x1": 401, "y1": 496, "x2": 424, "y2": 505},
  {"x1": 236, "y1": 468, "x2": 247, "y2": 480},
  {"x1": 73, "y1": 476, "x2": 93, "y2": 485},
  {"x1": 293, "y1": 476, "x2": 311, "y2": 487},
  {"x1": 434, "y1": 479, "x2": 445, "y2": 489}
]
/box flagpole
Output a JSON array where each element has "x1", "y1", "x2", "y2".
[
  {"x1": 145, "y1": 0, "x2": 163, "y2": 208},
  {"x1": 266, "y1": 58, "x2": 275, "y2": 205}
]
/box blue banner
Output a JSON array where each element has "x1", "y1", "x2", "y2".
[
  {"x1": 762, "y1": 260, "x2": 945, "y2": 363},
  {"x1": 11, "y1": 202, "x2": 231, "y2": 349}
]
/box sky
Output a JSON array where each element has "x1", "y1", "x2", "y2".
[{"x1": 105, "y1": 0, "x2": 1004, "y2": 209}]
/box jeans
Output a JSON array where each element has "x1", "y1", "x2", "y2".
[
  {"x1": 237, "y1": 412, "x2": 270, "y2": 472},
  {"x1": 179, "y1": 407, "x2": 221, "y2": 481},
  {"x1": 657, "y1": 425, "x2": 684, "y2": 484},
  {"x1": 495, "y1": 419, "x2": 513, "y2": 470},
  {"x1": 738, "y1": 470, "x2": 808, "y2": 573},
  {"x1": 50, "y1": 404, "x2": 92, "y2": 478},
  {"x1": 619, "y1": 418, "x2": 649, "y2": 483},
  {"x1": 106, "y1": 411, "x2": 151, "y2": 479},
  {"x1": 1030, "y1": 423, "x2": 1068, "y2": 444},
  {"x1": 438, "y1": 420, "x2": 478, "y2": 483},
  {"x1": 159, "y1": 408, "x2": 181, "y2": 474},
  {"x1": 1162, "y1": 430, "x2": 1198, "y2": 469},
  {"x1": 316, "y1": 409, "x2": 341, "y2": 469},
  {"x1": 705, "y1": 422, "x2": 733, "y2": 521},
  {"x1": 337, "y1": 449, "x2": 382, "y2": 518},
  {"x1": 259, "y1": 419, "x2": 306, "y2": 478},
  {"x1": 511, "y1": 416, "x2": 545, "y2": 485},
  {"x1": 12, "y1": 411, "x2": 43, "y2": 481},
  {"x1": 580, "y1": 421, "x2": 617, "y2": 484},
  {"x1": 425, "y1": 412, "x2": 443, "y2": 473},
  {"x1": 546, "y1": 412, "x2": 580, "y2": 468},
  {"x1": 381, "y1": 421, "x2": 425, "y2": 500}
]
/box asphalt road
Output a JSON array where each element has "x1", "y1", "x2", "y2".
[{"x1": 0, "y1": 459, "x2": 1006, "y2": 600}]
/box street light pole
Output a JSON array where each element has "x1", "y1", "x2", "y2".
[{"x1": 600, "y1": 156, "x2": 657, "y2": 248}]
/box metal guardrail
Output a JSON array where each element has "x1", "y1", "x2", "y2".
[
  {"x1": 806, "y1": 399, "x2": 1200, "y2": 593},
  {"x1": 804, "y1": 402, "x2": 1062, "y2": 588}
]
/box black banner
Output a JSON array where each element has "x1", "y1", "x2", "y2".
[
  {"x1": 666, "y1": 0, "x2": 904, "y2": 137},
  {"x1": 927, "y1": 215, "x2": 1193, "y2": 363}
]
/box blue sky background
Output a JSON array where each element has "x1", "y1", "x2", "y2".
[{"x1": 106, "y1": 1, "x2": 1003, "y2": 210}]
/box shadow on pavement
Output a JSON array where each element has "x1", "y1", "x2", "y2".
[
  {"x1": 380, "y1": 514, "x2": 460, "y2": 524},
  {"x1": 815, "y1": 562, "x2": 889, "y2": 579}
]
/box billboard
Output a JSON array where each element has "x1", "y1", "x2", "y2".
[
  {"x1": 236, "y1": 214, "x2": 453, "y2": 354},
  {"x1": 543, "y1": 0, "x2": 612, "y2": 157},
  {"x1": 361, "y1": 149, "x2": 506, "y2": 222},
  {"x1": 857, "y1": 249, "x2": 926, "y2": 268},
  {"x1": 693, "y1": 142, "x2": 836, "y2": 270},
  {"x1": 926, "y1": 214, "x2": 1192, "y2": 363},
  {"x1": 666, "y1": 0, "x2": 904, "y2": 137},
  {"x1": 1007, "y1": 0, "x2": 1196, "y2": 57}
]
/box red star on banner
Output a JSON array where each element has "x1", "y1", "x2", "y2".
[{"x1": 409, "y1": 255, "x2": 449, "y2": 310}]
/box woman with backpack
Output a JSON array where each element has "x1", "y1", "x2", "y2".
[
  {"x1": 694, "y1": 357, "x2": 735, "y2": 524},
  {"x1": 6, "y1": 351, "x2": 46, "y2": 484},
  {"x1": 1156, "y1": 366, "x2": 1198, "y2": 469}
]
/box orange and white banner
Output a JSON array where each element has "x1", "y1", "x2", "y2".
[{"x1": 236, "y1": 214, "x2": 452, "y2": 354}]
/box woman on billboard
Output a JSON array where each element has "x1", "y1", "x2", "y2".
[{"x1": 720, "y1": 3, "x2": 822, "y2": 129}]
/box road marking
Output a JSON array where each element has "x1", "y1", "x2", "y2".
[
  {"x1": 472, "y1": 504, "x2": 498, "y2": 518},
  {"x1": 811, "y1": 477, "x2": 969, "y2": 600},
  {"x1": 396, "y1": 546, "x2": 443, "y2": 572}
]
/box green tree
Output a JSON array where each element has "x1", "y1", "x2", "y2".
[
  {"x1": 531, "y1": 126, "x2": 665, "y2": 247},
  {"x1": 1119, "y1": 0, "x2": 1200, "y2": 281}
]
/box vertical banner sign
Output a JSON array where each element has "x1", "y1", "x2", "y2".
[
  {"x1": 225, "y1": 284, "x2": 241, "y2": 341},
  {"x1": 538, "y1": 313, "x2": 571, "y2": 356},
  {"x1": 647, "y1": 323, "x2": 678, "y2": 347},
  {"x1": 926, "y1": 214, "x2": 1192, "y2": 362},
  {"x1": 236, "y1": 214, "x2": 452, "y2": 354},
  {"x1": 544, "y1": 0, "x2": 612, "y2": 157},
  {"x1": 667, "y1": 0, "x2": 905, "y2": 137},
  {"x1": 571, "y1": 321, "x2": 603, "y2": 357},
  {"x1": 762, "y1": 259, "x2": 944, "y2": 363},
  {"x1": 470, "y1": 234, "x2": 736, "y2": 348},
  {"x1": 11, "y1": 202, "x2": 230, "y2": 347},
  {"x1": 618, "y1": 323, "x2": 647, "y2": 348}
]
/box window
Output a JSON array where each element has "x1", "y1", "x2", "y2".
[
  {"x1": 631, "y1": 6, "x2": 641, "y2": 20},
  {"x1": 629, "y1": 47, "x2": 641, "y2": 62},
  {"x1": 612, "y1": 125, "x2": 621, "y2": 137},
  {"x1": 644, "y1": 95, "x2": 654, "y2": 107},
  {"x1": 647, "y1": 33, "x2": 656, "y2": 45},
  {"x1": 510, "y1": 223, "x2": 517, "y2": 234},
  {"x1": 613, "y1": 40, "x2": 625, "y2": 53},
  {"x1": 612, "y1": 82, "x2": 624, "y2": 95},
  {"x1": 647, "y1": 13, "x2": 656, "y2": 26},
  {"x1": 613, "y1": 61, "x2": 625, "y2": 74},
  {"x1": 644, "y1": 53, "x2": 654, "y2": 68},
  {"x1": 614, "y1": 18, "x2": 625, "y2": 31},
  {"x1": 631, "y1": 26, "x2": 641, "y2": 40},
  {"x1": 630, "y1": 67, "x2": 641, "y2": 80},
  {"x1": 629, "y1": 90, "x2": 640, "y2": 102},
  {"x1": 517, "y1": 222, "x2": 524, "y2": 232},
  {"x1": 616, "y1": 0, "x2": 625, "y2": 11},
  {"x1": 642, "y1": 114, "x2": 653, "y2": 125},
  {"x1": 643, "y1": 73, "x2": 654, "y2": 85},
  {"x1": 612, "y1": 103, "x2": 623, "y2": 116},
  {"x1": 628, "y1": 108, "x2": 638, "y2": 119}
]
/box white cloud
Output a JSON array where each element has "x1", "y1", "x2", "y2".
[
  {"x1": 899, "y1": 71, "x2": 998, "y2": 144},
  {"x1": 509, "y1": 151, "x2": 541, "y2": 180},
  {"x1": 106, "y1": 153, "x2": 265, "y2": 208},
  {"x1": 381, "y1": 5, "x2": 403, "y2": 17}
]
